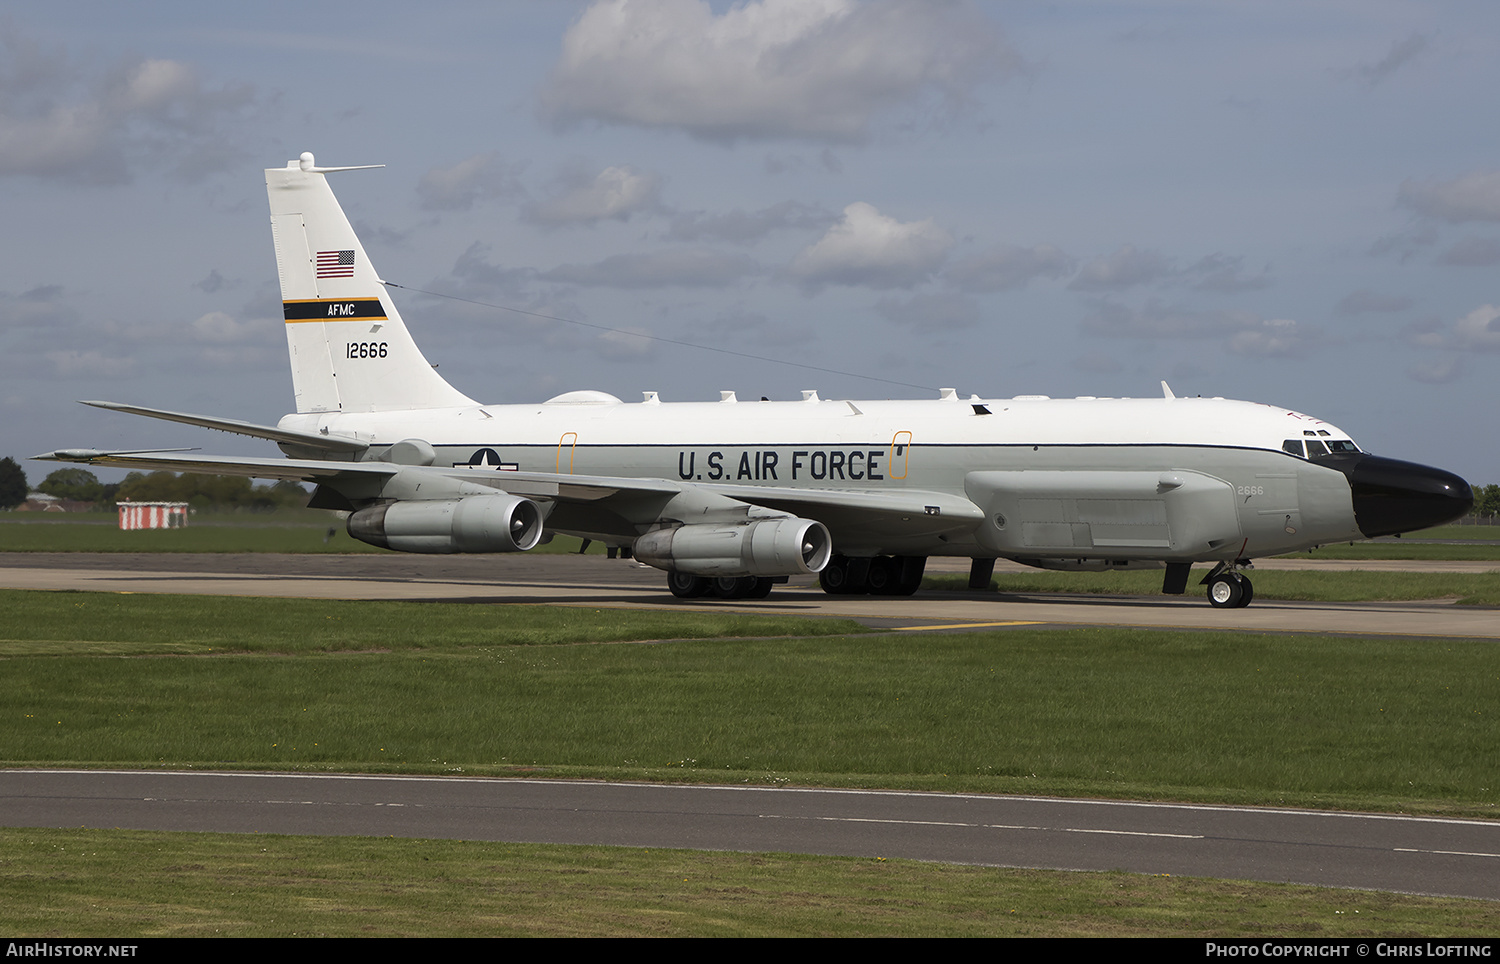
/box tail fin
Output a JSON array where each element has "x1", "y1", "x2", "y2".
[{"x1": 266, "y1": 153, "x2": 476, "y2": 414}]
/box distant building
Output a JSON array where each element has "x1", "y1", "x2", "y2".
[
  {"x1": 14, "y1": 492, "x2": 96, "y2": 513},
  {"x1": 118, "y1": 501, "x2": 190, "y2": 530}
]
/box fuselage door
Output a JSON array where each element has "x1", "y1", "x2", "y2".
[
  {"x1": 889, "y1": 431, "x2": 912, "y2": 480},
  {"x1": 557, "y1": 432, "x2": 578, "y2": 474}
]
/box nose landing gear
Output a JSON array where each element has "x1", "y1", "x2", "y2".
[{"x1": 1202, "y1": 561, "x2": 1254, "y2": 608}]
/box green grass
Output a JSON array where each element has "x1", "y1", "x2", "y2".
[
  {"x1": 927, "y1": 568, "x2": 1500, "y2": 605},
  {"x1": 3, "y1": 828, "x2": 1495, "y2": 937},
  {"x1": 1286, "y1": 542, "x2": 1500, "y2": 561},
  {"x1": 0, "y1": 590, "x2": 866, "y2": 654},
  {"x1": 4, "y1": 589, "x2": 1499, "y2": 935},
  {"x1": 2, "y1": 590, "x2": 1497, "y2": 817},
  {"x1": 1409, "y1": 524, "x2": 1500, "y2": 541}
]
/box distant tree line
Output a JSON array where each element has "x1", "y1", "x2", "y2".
[
  {"x1": 9, "y1": 465, "x2": 309, "y2": 512},
  {"x1": 1474, "y1": 483, "x2": 1500, "y2": 520},
  {"x1": 111, "y1": 471, "x2": 310, "y2": 511},
  {"x1": 0, "y1": 457, "x2": 26, "y2": 509}
]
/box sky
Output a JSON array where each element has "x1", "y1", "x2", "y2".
[{"x1": 3, "y1": 1, "x2": 1499, "y2": 486}]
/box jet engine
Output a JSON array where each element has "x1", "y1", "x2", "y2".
[
  {"x1": 347, "y1": 495, "x2": 544, "y2": 554},
  {"x1": 632, "y1": 517, "x2": 832, "y2": 577}
]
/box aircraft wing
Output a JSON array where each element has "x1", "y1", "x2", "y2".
[
  {"x1": 33, "y1": 448, "x2": 978, "y2": 550},
  {"x1": 32, "y1": 449, "x2": 684, "y2": 502}
]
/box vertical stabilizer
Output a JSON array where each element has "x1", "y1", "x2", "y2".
[{"x1": 267, "y1": 153, "x2": 476, "y2": 414}]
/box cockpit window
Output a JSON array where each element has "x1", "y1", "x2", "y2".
[{"x1": 1283, "y1": 438, "x2": 1360, "y2": 458}]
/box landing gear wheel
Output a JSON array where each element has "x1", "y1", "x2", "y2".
[
  {"x1": 864, "y1": 556, "x2": 926, "y2": 596},
  {"x1": 818, "y1": 555, "x2": 866, "y2": 595},
  {"x1": 712, "y1": 576, "x2": 769, "y2": 599},
  {"x1": 891, "y1": 556, "x2": 926, "y2": 597},
  {"x1": 1208, "y1": 573, "x2": 1247, "y2": 608},
  {"x1": 667, "y1": 571, "x2": 710, "y2": 598},
  {"x1": 864, "y1": 557, "x2": 896, "y2": 594}
]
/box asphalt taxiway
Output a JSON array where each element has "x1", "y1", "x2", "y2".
[
  {"x1": 5, "y1": 769, "x2": 1500, "y2": 901},
  {"x1": 2, "y1": 551, "x2": 1496, "y2": 640}
]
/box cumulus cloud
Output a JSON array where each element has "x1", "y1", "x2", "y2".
[
  {"x1": 1407, "y1": 356, "x2": 1463, "y2": 384},
  {"x1": 1068, "y1": 244, "x2": 1172, "y2": 291},
  {"x1": 525, "y1": 165, "x2": 661, "y2": 225},
  {"x1": 945, "y1": 243, "x2": 1073, "y2": 292},
  {"x1": 539, "y1": 0, "x2": 1016, "y2": 142},
  {"x1": 0, "y1": 29, "x2": 254, "y2": 183},
  {"x1": 0, "y1": 284, "x2": 75, "y2": 332},
  {"x1": 448, "y1": 242, "x2": 535, "y2": 296},
  {"x1": 188, "y1": 310, "x2": 274, "y2": 344},
  {"x1": 1226, "y1": 318, "x2": 1305, "y2": 358},
  {"x1": 1082, "y1": 299, "x2": 1311, "y2": 356},
  {"x1": 873, "y1": 292, "x2": 980, "y2": 330},
  {"x1": 666, "y1": 200, "x2": 835, "y2": 244},
  {"x1": 1181, "y1": 253, "x2": 1271, "y2": 292},
  {"x1": 1399, "y1": 170, "x2": 1500, "y2": 223},
  {"x1": 417, "y1": 153, "x2": 524, "y2": 211},
  {"x1": 788, "y1": 202, "x2": 953, "y2": 289},
  {"x1": 687, "y1": 306, "x2": 816, "y2": 349},
  {"x1": 541, "y1": 248, "x2": 761, "y2": 288},
  {"x1": 1082, "y1": 300, "x2": 1250, "y2": 339},
  {"x1": 1410, "y1": 304, "x2": 1500, "y2": 352},
  {"x1": 42, "y1": 349, "x2": 138, "y2": 378}
]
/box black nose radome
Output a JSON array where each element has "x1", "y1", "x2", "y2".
[{"x1": 1317, "y1": 453, "x2": 1474, "y2": 538}]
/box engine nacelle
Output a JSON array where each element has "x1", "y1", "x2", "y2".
[
  {"x1": 347, "y1": 495, "x2": 544, "y2": 554},
  {"x1": 632, "y1": 518, "x2": 832, "y2": 577}
]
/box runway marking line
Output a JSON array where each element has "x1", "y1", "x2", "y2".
[
  {"x1": 760, "y1": 813, "x2": 1202, "y2": 839},
  {"x1": 895, "y1": 620, "x2": 1046, "y2": 631},
  {"x1": 1394, "y1": 847, "x2": 1500, "y2": 859}
]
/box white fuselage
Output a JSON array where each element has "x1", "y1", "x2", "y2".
[{"x1": 281, "y1": 392, "x2": 1365, "y2": 562}]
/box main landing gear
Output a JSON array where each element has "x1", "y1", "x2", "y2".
[
  {"x1": 1201, "y1": 561, "x2": 1255, "y2": 609},
  {"x1": 817, "y1": 554, "x2": 927, "y2": 597},
  {"x1": 667, "y1": 572, "x2": 775, "y2": 600}
]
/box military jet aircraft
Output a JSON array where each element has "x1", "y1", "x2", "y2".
[{"x1": 39, "y1": 153, "x2": 1474, "y2": 607}]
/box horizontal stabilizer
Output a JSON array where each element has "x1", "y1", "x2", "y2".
[
  {"x1": 80, "y1": 400, "x2": 367, "y2": 456},
  {"x1": 34, "y1": 449, "x2": 394, "y2": 482},
  {"x1": 34, "y1": 448, "x2": 685, "y2": 504}
]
